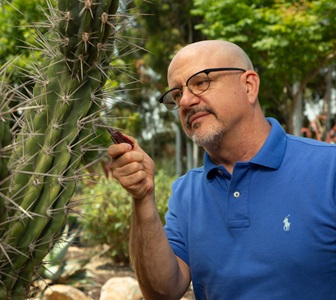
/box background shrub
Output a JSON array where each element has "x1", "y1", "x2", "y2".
[{"x1": 78, "y1": 168, "x2": 176, "y2": 264}]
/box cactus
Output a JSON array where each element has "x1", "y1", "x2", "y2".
[{"x1": 0, "y1": 0, "x2": 125, "y2": 298}]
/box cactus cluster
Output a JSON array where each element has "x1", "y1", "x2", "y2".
[{"x1": 0, "y1": 0, "x2": 124, "y2": 298}]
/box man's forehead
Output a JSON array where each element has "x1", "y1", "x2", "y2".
[
  {"x1": 167, "y1": 62, "x2": 204, "y2": 86},
  {"x1": 168, "y1": 54, "x2": 223, "y2": 86}
]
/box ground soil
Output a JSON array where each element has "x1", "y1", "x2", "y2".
[{"x1": 35, "y1": 245, "x2": 194, "y2": 300}]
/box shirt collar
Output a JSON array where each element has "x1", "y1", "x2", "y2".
[
  {"x1": 205, "y1": 117, "x2": 286, "y2": 178},
  {"x1": 250, "y1": 117, "x2": 286, "y2": 169}
]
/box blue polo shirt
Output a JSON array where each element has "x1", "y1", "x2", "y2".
[{"x1": 164, "y1": 118, "x2": 336, "y2": 299}]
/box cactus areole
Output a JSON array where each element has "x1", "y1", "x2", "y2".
[{"x1": 0, "y1": 0, "x2": 120, "y2": 298}]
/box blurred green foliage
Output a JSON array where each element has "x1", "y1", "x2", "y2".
[
  {"x1": 191, "y1": 0, "x2": 336, "y2": 133},
  {"x1": 77, "y1": 169, "x2": 176, "y2": 264},
  {"x1": 0, "y1": 0, "x2": 54, "y2": 84}
]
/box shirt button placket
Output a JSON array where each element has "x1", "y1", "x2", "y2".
[{"x1": 227, "y1": 164, "x2": 251, "y2": 228}]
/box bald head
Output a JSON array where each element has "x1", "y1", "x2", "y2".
[{"x1": 168, "y1": 40, "x2": 254, "y2": 80}]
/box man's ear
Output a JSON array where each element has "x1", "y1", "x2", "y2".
[{"x1": 242, "y1": 70, "x2": 260, "y2": 104}]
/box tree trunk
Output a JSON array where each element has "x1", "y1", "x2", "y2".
[{"x1": 289, "y1": 82, "x2": 303, "y2": 136}]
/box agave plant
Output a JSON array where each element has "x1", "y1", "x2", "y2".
[{"x1": 0, "y1": 0, "x2": 131, "y2": 298}]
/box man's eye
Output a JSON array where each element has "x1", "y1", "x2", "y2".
[
  {"x1": 189, "y1": 74, "x2": 210, "y2": 91},
  {"x1": 171, "y1": 91, "x2": 182, "y2": 101},
  {"x1": 194, "y1": 79, "x2": 209, "y2": 88}
]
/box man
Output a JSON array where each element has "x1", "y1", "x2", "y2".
[{"x1": 107, "y1": 40, "x2": 336, "y2": 299}]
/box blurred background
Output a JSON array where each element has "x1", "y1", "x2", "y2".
[{"x1": 1, "y1": 0, "x2": 335, "y2": 295}]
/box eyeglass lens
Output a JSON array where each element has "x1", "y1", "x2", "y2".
[{"x1": 163, "y1": 72, "x2": 210, "y2": 109}]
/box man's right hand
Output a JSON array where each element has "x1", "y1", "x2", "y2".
[{"x1": 107, "y1": 136, "x2": 156, "y2": 201}]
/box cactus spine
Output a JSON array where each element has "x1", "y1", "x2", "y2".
[{"x1": 0, "y1": 0, "x2": 122, "y2": 298}]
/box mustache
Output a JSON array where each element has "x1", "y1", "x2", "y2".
[{"x1": 185, "y1": 107, "x2": 216, "y2": 129}]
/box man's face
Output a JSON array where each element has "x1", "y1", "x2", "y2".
[{"x1": 168, "y1": 59, "x2": 248, "y2": 150}]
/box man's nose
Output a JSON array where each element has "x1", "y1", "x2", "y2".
[{"x1": 179, "y1": 87, "x2": 201, "y2": 109}]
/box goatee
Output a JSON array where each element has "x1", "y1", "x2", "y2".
[
  {"x1": 185, "y1": 107, "x2": 224, "y2": 150},
  {"x1": 191, "y1": 127, "x2": 224, "y2": 150}
]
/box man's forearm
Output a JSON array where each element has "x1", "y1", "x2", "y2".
[
  {"x1": 130, "y1": 196, "x2": 189, "y2": 299},
  {"x1": 106, "y1": 139, "x2": 189, "y2": 296}
]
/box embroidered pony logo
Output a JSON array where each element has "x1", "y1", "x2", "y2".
[{"x1": 283, "y1": 215, "x2": 291, "y2": 231}]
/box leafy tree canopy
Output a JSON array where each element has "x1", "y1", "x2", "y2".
[
  {"x1": 192, "y1": 0, "x2": 336, "y2": 130},
  {"x1": 0, "y1": 0, "x2": 53, "y2": 80}
]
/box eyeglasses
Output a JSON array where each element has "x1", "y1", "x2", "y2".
[{"x1": 158, "y1": 67, "x2": 246, "y2": 110}]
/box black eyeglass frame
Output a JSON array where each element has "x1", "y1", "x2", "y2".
[{"x1": 158, "y1": 67, "x2": 247, "y2": 110}]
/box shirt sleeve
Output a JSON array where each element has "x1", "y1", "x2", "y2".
[{"x1": 164, "y1": 180, "x2": 190, "y2": 266}]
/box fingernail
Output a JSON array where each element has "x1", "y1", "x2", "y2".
[{"x1": 125, "y1": 143, "x2": 132, "y2": 150}]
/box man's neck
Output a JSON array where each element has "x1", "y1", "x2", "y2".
[{"x1": 206, "y1": 118, "x2": 271, "y2": 174}]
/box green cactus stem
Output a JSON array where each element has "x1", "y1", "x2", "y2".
[{"x1": 0, "y1": 0, "x2": 123, "y2": 298}]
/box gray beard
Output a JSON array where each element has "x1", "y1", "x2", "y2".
[
  {"x1": 190, "y1": 123, "x2": 225, "y2": 151},
  {"x1": 185, "y1": 107, "x2": 225, "y2": 150}
]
